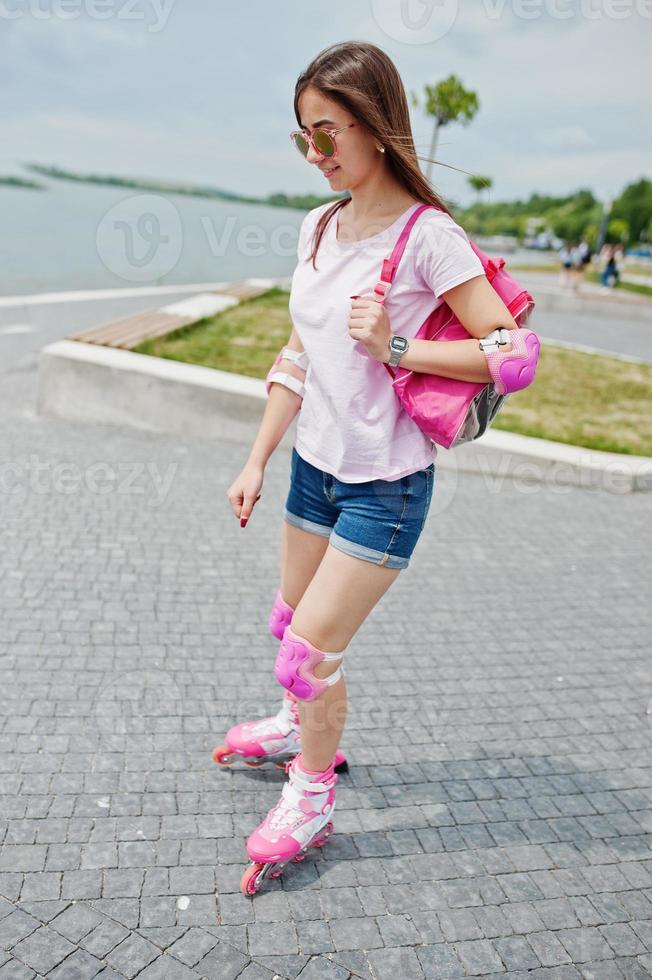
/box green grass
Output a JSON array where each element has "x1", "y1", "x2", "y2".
[
  {"x1": 133, "y1": 288, "x2": 652, "y2": 457},
  {"x1": 584, "y1": 270, "x2": 652, "y2": 298},
  {"x1": 134, "y1": 287, "x2": 293, "y2": 378},
  {"x1": 510, "y1": 263, "x2": 559, "y2": 273}
]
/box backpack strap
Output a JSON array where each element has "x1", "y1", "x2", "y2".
[{"x1": 372, "y1": 203, "x2": 437, "y2": 303}]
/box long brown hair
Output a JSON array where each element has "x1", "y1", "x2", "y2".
[{"x1": 294, "y1": 41, "x2": 455, "y2": 269}]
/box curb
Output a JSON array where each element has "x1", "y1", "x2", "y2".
[{"x1": 37, "y1": 338, "x2": 652, "y2": 494}]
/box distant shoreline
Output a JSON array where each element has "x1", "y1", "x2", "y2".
[{"x1": 16, "y1": 163, "x2": 339, "y2": 211}]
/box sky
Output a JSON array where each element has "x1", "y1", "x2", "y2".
[{"x1": 0, "y1": 0, "x2": 649, "y2": 208}]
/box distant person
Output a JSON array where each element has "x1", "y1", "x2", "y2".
[
  {"x1": 558, "y1": 242, "x2": 573, "y2": 287},
  {"x1": 570, "y1": 241, "x2": 584, "y2": 292},
  {"x1": 600, "y1": 246, "x2": 620, "y2": 290},
  {"x1": 578, "y1": 238, "x2": 592, "y2": 268},
  {"x1": 613, "y1": 243, "x2": 625, "y2": 272}
]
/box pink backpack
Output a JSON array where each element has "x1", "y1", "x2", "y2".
[{"x1": 375, "y1": 203, "x2": 537, "y2": 449}]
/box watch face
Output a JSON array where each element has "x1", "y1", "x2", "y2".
[{"x1": 391, "y1": 336, "x2": 408, "y2": 352}]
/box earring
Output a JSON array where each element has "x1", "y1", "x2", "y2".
[{"x1": 377, "y1": 145, "x2": 385, "y2": 153}]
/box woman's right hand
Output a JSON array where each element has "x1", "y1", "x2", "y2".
[{"x1": 226, "y1": 461, "x2": 264, "y2": 528}]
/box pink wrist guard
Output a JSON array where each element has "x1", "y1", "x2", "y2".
[{"x1": 265, "y1": 347, "x2": 309, "y2": 397}]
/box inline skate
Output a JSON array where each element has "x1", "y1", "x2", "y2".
[{"x1": 240, "y1": 750, "x2": 339, "y2": 895}]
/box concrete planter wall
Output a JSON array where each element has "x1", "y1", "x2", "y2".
[{"x1": 38, "y1": 338, "x2": 652, "y2": 493}]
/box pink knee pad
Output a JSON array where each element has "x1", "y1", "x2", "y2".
[
  {"x1": 274, "y1": 624, "x2": 345, "y2": 702},
  {"x1": 483, "y1": 327, "x2": 541, "y2": 395},
  {"x1": 268, "y1": 589, "x2": 294, "y2": 641}
]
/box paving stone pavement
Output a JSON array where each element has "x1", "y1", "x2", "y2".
[{"x1": 1, "y1": 364, "x2": 651, "y2": 980}]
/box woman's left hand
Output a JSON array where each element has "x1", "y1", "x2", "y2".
[{"x1": 348, "y1": 295, "x2": 392, "y2": 363}]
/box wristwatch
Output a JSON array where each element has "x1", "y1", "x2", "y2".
[
  {"x1": 387, "y1": 334, "x2": 409, "y2": 368},
  {"x1": 478, "y1": 327, "x2": 510, "y2": 352}
]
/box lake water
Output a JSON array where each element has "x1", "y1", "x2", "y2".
[{"x1": 0, "y1": 165, "x2": 554, "y2": 296}]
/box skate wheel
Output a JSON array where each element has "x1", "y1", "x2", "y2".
[
  {"x1": 244, "y1": 759, "x2": 266, "y2": 768},
  {"x1": 240, "y1": 863, "x2": 266, "y2": 896},
  {"x1": 292, "y1": 852, "x2": 306, "y2": 863},
  {"x1": 313, "y1": 821, "x2": 334, "y2": 848},
  {"x1": 212, "y1": 745, "x2": 234, "y2": 766}
]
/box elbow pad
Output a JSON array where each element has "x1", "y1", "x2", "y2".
[
  {"x1": 265, "y1": 347, "x2": 309, "y2": 398},
  {"x1": 479, "y1": 327, "x2": 541, "y2": 395}
]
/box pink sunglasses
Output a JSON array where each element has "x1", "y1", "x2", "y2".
[{"x1": 289, "y1": 123, "x2": 356, "y2": 159}]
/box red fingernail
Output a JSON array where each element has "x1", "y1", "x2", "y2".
[
  {"x1": 349, "y1": 294, "x2": 360, "y2": 299},
  {"x1": 240, "y1": 518, "x2": 247, "y2": 527}
]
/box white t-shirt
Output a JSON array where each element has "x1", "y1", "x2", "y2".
[{"x1": 289, "y1": 200, "x2": 485, "y2": 482}]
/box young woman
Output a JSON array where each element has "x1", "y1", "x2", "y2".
[{"x1": 220, "y1": 41, "x2": 523, "y2": 893}]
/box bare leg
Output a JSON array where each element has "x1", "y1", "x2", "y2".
[
  {"x1": 279, "y1": 521, "x2": 330, "y2": 608},
  {"x1": 290, "y1": 544, "x2": 401, "y2": 772}
]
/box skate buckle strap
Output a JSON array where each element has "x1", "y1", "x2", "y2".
[{"x1": 290, "y1": 767, "x2": 335, "y2": 795}]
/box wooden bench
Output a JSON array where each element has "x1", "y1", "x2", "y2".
[{"x1": 65, "y1": 280, "x2": 277, "y2": 349}]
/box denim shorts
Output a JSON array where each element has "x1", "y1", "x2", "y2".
[{"x1": 284, "y1": 447, "x2": 435, "y2": 570}]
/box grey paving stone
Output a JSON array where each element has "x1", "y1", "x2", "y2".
[
  {"x1": 89, "y1": 899, "x2": 139, "y2": 930},
  {"x1": 328, "y1": 950, "x2": 375, "y2": 979},
  {"x1": 79, "y1": 920, "x2": 130, "y2": 958},
  {"x1": 329, "y1": 916, "x2": 383, "y2": 951},
  {"x1": 61, "y1": 872, "x2": 103, "y2": 901},
  {"x1": 556, "y1": 927, "x2": 617, "y2": 963},
  {"x1": 101, "y1": 871, "x2": 143, "y2": 899},
  {"x1": 0, "y1": 957, "x2": 38, "y2": 980},
  {"x1": 454, "y1": 938, "x2": 505, "y2": 975},
  {"x1": 167, "y1": 927, "x2": 218, "y2": 967},
  {"x1": 599, "y1": 922, "x2": 648, "y2": 957},
  {"x1": 233, "y1": 963, "x2": 276, "y2": 980},
  {"x1": 175, "y1": 894, "x2": 218, "y2": 927},
  {"x1": 581, "y1": 962, "x2": 627, "y2": 979},
  {"x1": 139, "y1": 897, "x2": 177, "y2": 928},
  {"x1": 437, "y1": 908, "x2": 484, "y2": 942},
  {"x1": 247, "y1": 921, "x2": 299, "y2": 957},
  {"x1": 130, "y1": 957, "x2": 203, "y2": 980},
  {"x1": 367, "y1": 945, "x2": 425, "y2": 979},
  {"x1": 168, "y1": 867, "x2": 214, "y2": 896},
  {"x1": 296, "y1": 918, "x2": 334, "y2": 955},
  {"x1": 319, "y1": 887, "x2": 363, "y2": 920},
  {"x1": 46, "y1": 948, "x2": 104, "y2": 979},
  {"x1": 10, "y1": 925, "x2": 76, "y2": 974},
  {"x1": 105, "y1": 934, "x2": 159, "y2": 978},
  {"x1": 136, "y1": 927, "x2": 188, "y2": 951},
  {"x1": 415, "y1": 943, "x2": 466, "y2": 978},
  {"x1": 375, "y1": 912, "x2": 421, "y2": 946},
  {"x1": 295, "y1": 955, "x2": 350, "y2": 980},
  {"x1": 49, "y1": 903, "x2": 104, "y2": 943},
  {"x1": 494, "y1": 934, "x2": 542, "y2": 971},
  {"x1": 528, "y1": 929, "x2": 574, "y2": 967},
  {"x1": 0, "y1": 911, "x2": 41, "y2": 948},
  {"x1": 19, "y1": 874, "x2": 61, "y2": 902},
  {"x1": 201, "y1": 923, "x2": 248, "y2": 954},
  {"x1": 195, "y1": 941, "x2": 249, "y2": 980},
  {"x1": 253, "y1": 954, "x2": 310, "y2": 978}
]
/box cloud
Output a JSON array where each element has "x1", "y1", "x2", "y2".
[
  {"x1": 0, "y1": 1, "x2": 648, "y2": 203},
  {"x1": 536, "y1": 126, "x2": 596, "y2": 149}
]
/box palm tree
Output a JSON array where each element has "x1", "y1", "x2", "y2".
[
  {"x1": 411, "y1": 74, "x2": 480, "y2": 184},
  {"x1": 468, "y1": 175, "x2": 492, "y2": 203}
]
